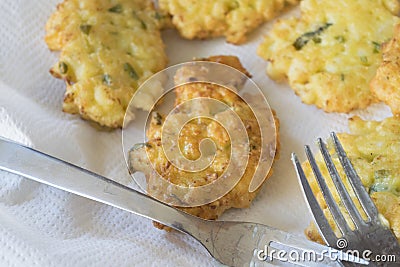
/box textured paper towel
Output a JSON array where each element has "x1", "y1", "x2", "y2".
[{"x1": 0, "y1": 0, "x2": 392, "y2": 266}]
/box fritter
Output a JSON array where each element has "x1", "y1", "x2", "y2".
[
  {"x1": 45, "y1": 0, "x2": 168, "y2": 128},
  {"x1": 145, "y1": 88, "x2": 279, "y2": 226},
  {"x1": 258, "y1": 0, "x2": 400, "y2": 113},
  {"x1": 159, "y1": 0, "x2": 299, "y2": 44},
  {"x1": 129, "y1": 56, "x2": 280, "y2": 227},
  {"x1": 303, "y1": 116, "x2": 400, "y2": 243},
  {"x1": 371, "y1": 24, "x2": 400, "y2": 115}
]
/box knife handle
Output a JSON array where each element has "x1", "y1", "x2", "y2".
[{"x1": 0, "y1": 137, "x2": 203, "y2": 234}]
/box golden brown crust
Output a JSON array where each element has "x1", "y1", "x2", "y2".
[
  {"x1": 130, "y1": 55, "x2": 279, "y2": 229},
  {"x1": 198, "y1": 55, "x2": 252, "y2": 78},
  {"x1": 146, "y1": 85, "x2": 279, "y2": 223},
  {"x1": 159, "y1": 0, "x2": 299, "y2": 44},
  {"x1": 370, "y1": 24, "x2": 400, "y2": 115}
]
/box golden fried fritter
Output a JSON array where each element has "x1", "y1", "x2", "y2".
[
  {"x1": 45, "y1": 0, "x2": 168, "y2": 128},
  {"x1": 258, "y1": 0, "x2": 400, "y2": 113},
  {"x1": 144, "y1": 85, "x2": 279, "y2": 223},
  {"x1": 129, "y1": 56, "x2": 279, "y2": 226},
  {"x1": 159, "y1": 0, "x2": 299, "y2": 44},
  {"x1": 303, "y1": 116, "x2": 400, "y2": 243},
  {"x1": 371, "y1": 24, "x2": 400, "y2": 115}
]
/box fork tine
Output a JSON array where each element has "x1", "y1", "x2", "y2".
[
  {"x1": 330, "y1": 132, "x2": 380, "y2": 223},
  {"x1": 317, "y1": 138, "x2": 366, "y2": 229},
  {"x1": 304, "y1": 145, "x2": 352, "y2": 236},
  {"x1": 291, "y1": 153, "x2": 337, "y2": 244}
]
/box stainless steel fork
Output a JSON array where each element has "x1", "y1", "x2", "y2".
[
  {"x1": 292, "y1": 132, "x2": 400, "y2": 266},
  {"x1": 0, "y1": 137, "x2": 361, "y2": 266}
]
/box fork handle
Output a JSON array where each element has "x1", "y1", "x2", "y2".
[{"x1": 0, "y1": 137, "x2": 203, "y2": 235}]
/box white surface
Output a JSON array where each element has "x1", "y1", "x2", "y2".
[{"x1": 0, "y1": 1, "x2": 392, "y2": 266}]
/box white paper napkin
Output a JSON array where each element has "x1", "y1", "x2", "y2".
[{"x1": 0, "y1": 0, "x2": 392, "y2": 266}]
